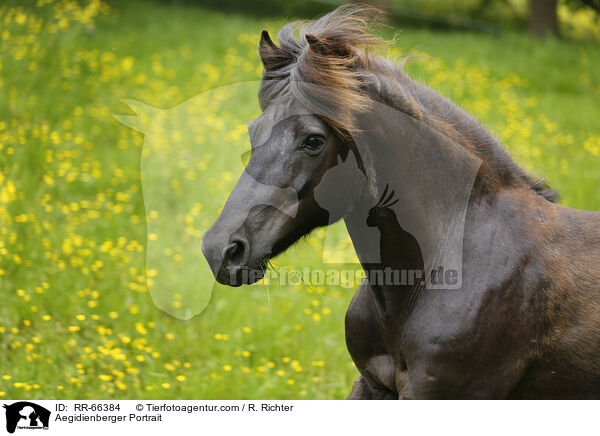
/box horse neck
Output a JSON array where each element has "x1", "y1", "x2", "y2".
[{"x1": 342, "y1": 103, "x2": 482, "y2": 290}]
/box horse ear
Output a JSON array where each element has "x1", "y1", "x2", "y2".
[
  {"x1": 305, "y1": 34, "x2": 327, "y2": 54},
  {"x1": 306, "y1": 33, "x2": 349, "y2": 57},
  {"x1": 259, "y1": 30, "x2": 293, "y2": 71}
]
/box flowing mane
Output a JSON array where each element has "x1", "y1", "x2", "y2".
[{"x1": 258, "y1": 4, "x2": 558, "y2": 202}]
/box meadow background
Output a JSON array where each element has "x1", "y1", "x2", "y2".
[{"x1": 0, "y1": 0, "x2": 599, "y2": 399}]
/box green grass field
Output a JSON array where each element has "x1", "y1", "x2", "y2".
[{"x1": 1, "y1": 0, "x2": 599, "y2": 399}]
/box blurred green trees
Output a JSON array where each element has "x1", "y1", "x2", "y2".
[{"x1": 160, "y1": 0, "x2": 600, "y2": 40}]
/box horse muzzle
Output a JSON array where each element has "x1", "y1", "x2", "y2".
[{"x1": 202, "y1": 228, "x2": 265, "y2": 286}]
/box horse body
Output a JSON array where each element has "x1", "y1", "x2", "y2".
[{"x1": 346, "y1": 185, "x2": 600, "y2": 398}]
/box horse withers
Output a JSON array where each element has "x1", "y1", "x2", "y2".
[{"x1": 202, "y1": 5, "x2": 600, "y2": 399}]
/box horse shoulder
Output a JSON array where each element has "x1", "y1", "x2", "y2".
[{"x1": 520, "y1": 202, "x2": 600, "y2": 396}]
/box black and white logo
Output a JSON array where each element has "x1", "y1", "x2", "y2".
[{"x1": 3, "y1": 402, "x2": 50, "y2": 434}]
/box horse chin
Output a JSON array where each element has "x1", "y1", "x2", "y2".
[{"x1": 215, "y1": 265, "x2": 265, "y2": 287}]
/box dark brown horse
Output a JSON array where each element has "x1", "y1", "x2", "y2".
[{"x1": 202, "y1": 5, "x2": 600, "y2": 399}]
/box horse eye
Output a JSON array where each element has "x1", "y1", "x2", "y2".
[{"x1": 302, "y1": 135, "x2": 325, "y2": 152}]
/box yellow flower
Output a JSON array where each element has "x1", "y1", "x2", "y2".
[
  {"x1": 135, "y1": 323, "x2": 147, "y2": 335},
  {"x1": 161, "y1": 383, "x2": 171, "y2": 389}
]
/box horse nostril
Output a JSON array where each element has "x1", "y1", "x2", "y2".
[{"x1": 223, "y1": 239, "x2": 248, "y2": 266}]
